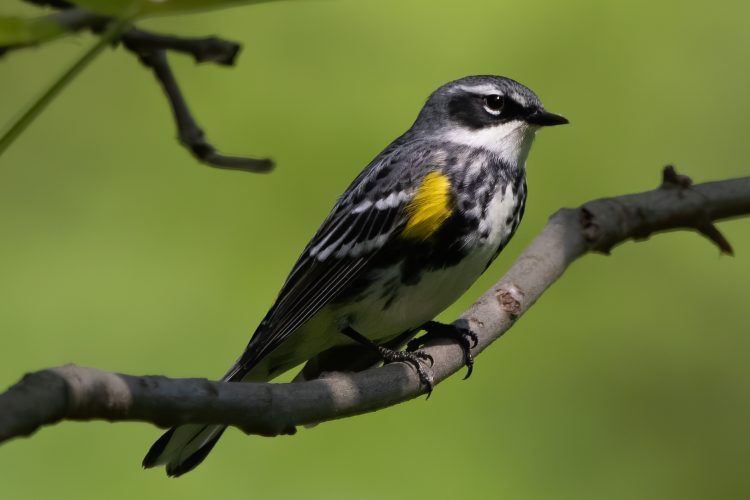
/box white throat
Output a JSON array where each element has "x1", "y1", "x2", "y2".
[{"x1": 441, "y1": 121, "x2": 537, "y2": 168}]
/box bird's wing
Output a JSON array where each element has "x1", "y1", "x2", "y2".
[{"x1": 225, "y1": 144, "x2": 443, "y2": 380}]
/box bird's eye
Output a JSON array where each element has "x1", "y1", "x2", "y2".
[{"x1": 483, "y1": 94, "x2": 505, "y2": 115}]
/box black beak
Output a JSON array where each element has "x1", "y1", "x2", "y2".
[{"x1": 527, "y1": 109, "x2": 569, "y2": 126}]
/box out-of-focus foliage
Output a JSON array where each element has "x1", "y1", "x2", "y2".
[
  {"x1": 0, "y1": 0, "x2": 280, "y2": 51},
  {"x1": 0, "y1": 1, "x2": 748, "y2": 499},
  {"x1": 0, "y1": 14, "x2": 68, "y2": 46},
  {"x1": 71, "y1": 0, "x2": 277, "y2": 18}
]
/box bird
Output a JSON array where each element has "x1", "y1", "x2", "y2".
[{"x1": 142, "y1": 75, "x2": 568, "y2": 476}]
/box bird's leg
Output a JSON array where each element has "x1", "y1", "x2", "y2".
[
  {"x1": 407, "y1": 320, "x2": 478, "y2": 379},
  {"x1": 340, "y1": 327, "x2": 435, "y2": 395}
]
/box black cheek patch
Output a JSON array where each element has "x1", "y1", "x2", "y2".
[{"x1": 448, "y1": 93, "x2": 536, "y2": 128}]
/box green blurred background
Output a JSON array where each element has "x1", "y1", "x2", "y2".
[{"x1": 1, "y1": 0, "x2": 749, "y2": 498}]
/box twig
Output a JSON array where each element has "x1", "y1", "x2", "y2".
[
  {"x1": 0, "y1": 7, "x2": 273, "y2": 172},
  {"x1": 0, "y1": 10, "x2": 240, "y2": 65},
  {"x1": 133, "y1": 49, "x2": 273, "y2": 172},
  {"x1": 0, "y1": 168, "x2": 747, "y2": 443},
  {"x1": 123, "y1": 29, "x2": 241, "y2": 66},
  {"x1": 23, "y1": 0, "x2": 74, "y2": 7},
  {"x1": 119, "y1": 24, "x2": 272, "y2": 171}
]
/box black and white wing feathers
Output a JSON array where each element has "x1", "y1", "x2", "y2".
[{"x1": 225, "y1": 144, "x2": 429, "y2": 380}]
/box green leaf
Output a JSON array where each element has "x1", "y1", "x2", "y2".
[
  {"x1": 0, "y1": 15, "x2": 69, "y2": 47},
  {"x1": 69, "y1": 0, "x2": 280, "y2": 18}
]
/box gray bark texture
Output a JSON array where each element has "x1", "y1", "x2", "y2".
[{"x1": 1, "y1": 167, "x2": 748, "y2": 443}]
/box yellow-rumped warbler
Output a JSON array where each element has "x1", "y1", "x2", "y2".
[{"x1": 143, "y1": 75, "x2": 567, "y2": 476}]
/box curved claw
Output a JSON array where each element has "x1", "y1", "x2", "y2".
[
  {"x1": 413, "y1": 351, "x2": 434, "y2": 366},
  {"x1": 416, "y1": 321, "x2": 478, "y2": 379},
  {"x1": 377, "y1": 346, "x2": 435, "y2": 395},
  {"x1": 463, "y1": 329, "x2": 479, "y2": 349},
  {"x1": 462, "y1": 351, "x2": 474, "y2": 380},
  {"x1": 457, "y1": 330, "x2": 476, "y2": 379},
  {"x1": 416, "y1": 363, "x2": 435, "y2": 398},
  {"x1": 402, "y1": 353, "x2": 434, "y2": 397},
  {"x1": 341, "y1": 327, "x2": 435, "y2": 396}
]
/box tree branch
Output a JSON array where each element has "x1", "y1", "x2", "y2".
[
  {"x1": 132, "y1": 48, "x2": 273, "y2": 172},
  {"x1": 1, "y1": 168, "x2": 749, "y2": 443},
  {"x1": 1, "y1": 8, "x2": 273, "y2": 172},
  {"x1": 1, "y1": 9, "x2": 242, "y2": 66},
  {"x1": 123, "y1": 28, "x2": 242, "y2": 66}
]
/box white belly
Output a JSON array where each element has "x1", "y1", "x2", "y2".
[{"x1": 340, "y1": 250, "x2": 494, "y2": 341}]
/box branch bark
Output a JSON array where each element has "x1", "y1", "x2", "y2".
[
  {"x1": 1, "y1": 168, "x2": 749, "y2": 443},
  {"x1": 131, "y1": 48, "x2": 273, "y2": 173}
]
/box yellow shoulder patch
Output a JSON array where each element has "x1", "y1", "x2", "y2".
[{"x1": 401, "y1": 171, "x2": 453, "y2": 241}]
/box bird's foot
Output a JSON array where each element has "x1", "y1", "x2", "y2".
[
  {"x1": 377, "y1": 345, "x2": 435, "y2": 396},
  {"x1": 408, "y1": 321, "x2": 478, "y2": 379},
  {"x1": 340, "y1": 326, "x2": 435, "y2": 396}
]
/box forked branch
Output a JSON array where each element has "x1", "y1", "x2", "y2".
[{"x1": 0, "y1": 7, "x2": 273, "y2": 171}]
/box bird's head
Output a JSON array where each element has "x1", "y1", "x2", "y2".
[{"x1": 412, "y1": 75, "x2": 568, "y2": 167}]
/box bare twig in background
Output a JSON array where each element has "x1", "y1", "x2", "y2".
[
  {"x1": 123, "y1": 28, "x2": 242, "y2": 66},
  {"x1": 1, "y1": 168, "x2": 748, "y2": 443},
  {"x1": 23, "y1": 0, "x2": 74, "y2": 8},
  {"x1": 132, "y1": 48, "x2": 273, "y2": 172},
  {"x1": 0, "y1": 7, "x2": 273, "y2": 171}
]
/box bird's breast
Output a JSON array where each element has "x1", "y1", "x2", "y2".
[
  {"x1": 475, "y1": 177, "x2": 525, "y2": 249},
  {"x1": 334, "y1": 183, "x2": 524, "y2": 342}
]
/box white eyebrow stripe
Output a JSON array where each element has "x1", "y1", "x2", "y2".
[
  {"x1": 510, "y1": 91, "x2": 528, "y2": 107},
  {"x1": 457, "y1": 84, "x2": 502, "y2": 95}
]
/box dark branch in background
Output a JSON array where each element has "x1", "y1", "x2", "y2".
[
  {"x1": 1, "y1": 168, "x2": 748, "y2": 443},
  {"x1": 1, "y1": 6, "x2": 273, "y2": 172},
  {"x1": 23, "y1": 0, "x2": 74, "y2": 7},
  {"x1": 129, "y1": 47, "x2": 272, "y2": 172},
  {"x1": 123, "y1": 28, "x2": 241, "y2": 65}
]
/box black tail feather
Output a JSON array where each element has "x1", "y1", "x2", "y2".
[
  {"x1": 142, "y1": 428, "x2": 176, "y2": 469},
  {"x1": 166, "y1": 427, "x2": 226, "y2": 477}
]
